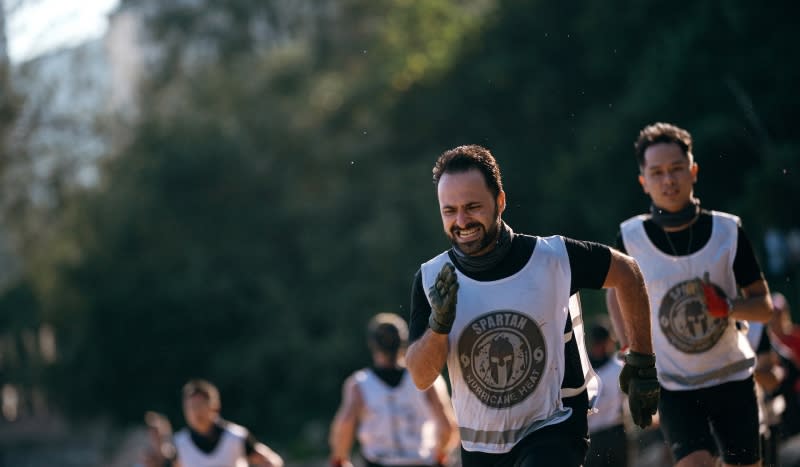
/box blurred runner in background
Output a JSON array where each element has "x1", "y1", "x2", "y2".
[{"x1": 329, "y1": 312, "x2": 458, "y2": 467}]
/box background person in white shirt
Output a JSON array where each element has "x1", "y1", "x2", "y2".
[
  {"x1": 142, "y1": 379, "x2": 284, "y2": 467},
  {"x1": 585, "y1": 318, "x2": 629, "y2": 467},
  {"x1": 329, "y1": 313, "x2": 459, "y2": 467}
]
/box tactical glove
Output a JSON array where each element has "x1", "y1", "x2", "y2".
[
  {"x1": 428, "y1": 263, "x2": 459, "y2": 334},
  {"x1": 619, "y1": 350, "x2": 660, "y2": 429}
]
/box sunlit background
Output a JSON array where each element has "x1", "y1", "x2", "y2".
[
  {"x1": 1, "y1": 0, "x2": 798, "y2": 466},
  {"x1": 6, "y1": 0, "x2": 120, "y2": 64}
]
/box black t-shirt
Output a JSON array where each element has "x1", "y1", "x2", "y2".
[
  {"x1": 408, "y1": 234, "x2": 612, "y2": 390},
  {"x1": 756, "y1": 326, "x2": 771, "y2": 354},
  {"x1": 614, "y1": 210, "x2": 764, "y2": 287}
]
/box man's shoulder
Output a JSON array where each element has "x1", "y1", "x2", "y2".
[
  {"x1": 531, "y1": 234, "x2": 566, "y2": 251},
  {"x1": 621, "y1": 213, "x2": 649, "y2": 228},
  {"x1": 709, "y1": 210, "x2": 742, "y2": 227},
  {"x1": 174, "y1": 427, "x2": 191, "y2": 442},
  {"x1": 422, "y1": 249, "x2": 451, "y2": 262},
  {"x1": 420, "y1": 250, "x2": 453, "y2": 272},
  {"x1": 351, "y1": 367, "x2": 371, "y2": 383},
  {"x1": 221, "y1": 421, "x2": 249, "y2": 439},
  {"x1": 513, "y1": 233, "x2": 537, "y2": 244}
]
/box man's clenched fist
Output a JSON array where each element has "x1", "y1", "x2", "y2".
[
  {"x1": 619, "y1": 350, "x2": 660, "y2": 429},
  {"x1": 428, "y1": 263, "x2": 459, "y2": 334}
]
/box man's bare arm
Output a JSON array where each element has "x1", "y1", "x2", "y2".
[
  {"x1": 731, "y1": 279, "x2": 773, "y2": 323},
  {"x1": 406, "y1": 331, "x2": 449, "y2": 390},
  {"x1": 328, "y1": 376, "x2": 362, "y2": 466},
  {"x1": 249, "y1": 442, "x2": 284, "y2": 467},
  {"x1": 424, "y1": 377, "x2": 459, "y2": 459},
  {"x1": 605, "y1": 288, "x2": 629, "y2": 349},
  {"x1": 602, "y1": 249, "x2": 653, "y2": 355}
]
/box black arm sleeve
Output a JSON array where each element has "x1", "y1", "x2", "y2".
[
  {"x1": 756, "y1": 326, "x2": 771, "y2": 355},
  {"x1": 564, "y1": 237, "x2": 612, "y2": 295},
  {"x1": 243, "y1": 432, "x2": 259, "y2": 456},
  {"x1": 733, "y1": 226, "x2": 765, "y2": 288},
  {"x1": 409, "y1": 269, "x2": 432, "y2": 342}
]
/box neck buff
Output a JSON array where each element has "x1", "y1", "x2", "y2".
[
  {"x1": 650, "y1": 197, "x2": 701, "y2": 229},
  {"x1": 451, "y1": 221, "x2": 514, "y2": 273},
  {"x1": 589, "y1": 354, "x2": 611, "y2": 370}
]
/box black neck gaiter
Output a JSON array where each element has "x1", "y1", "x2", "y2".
[
  {"x1": 451, "y1": 221, "x2": 514, "y2": 273},
  {"x1": 650, "y1": 197, "x2": 701, "y2": 229},
  {"x1": 589, "y1": 354, "x2": 611, "y2": 370}
]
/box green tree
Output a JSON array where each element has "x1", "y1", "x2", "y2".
[{"x1": 19, "y1": 0, "x2": 799, "y2": 456}]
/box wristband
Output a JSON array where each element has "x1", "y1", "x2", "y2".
[
  {"x1": 429, "y1": 315, "x2": 452, "y2": 334},
  {"x1": 624, "y1": 350, "x2": 656, "y2": 367}
]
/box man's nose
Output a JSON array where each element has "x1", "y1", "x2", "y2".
[{"x1": 455, "y1": 210, "x2": 470, "y2": 227}]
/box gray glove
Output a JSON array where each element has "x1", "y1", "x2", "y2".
[
  {"x1": 428, "y1": 263, "x2": 459, "y2": 334},
  {"x1": 619, "y1": 350, "x2": 660, "y2": 429}
]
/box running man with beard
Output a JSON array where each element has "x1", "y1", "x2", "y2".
[
  {"x1": 405, "y1": 144, "x2": 658, "y2": 467},
  {"x1": 606, "y1": 122, "x2": 773, "y2": 467}
]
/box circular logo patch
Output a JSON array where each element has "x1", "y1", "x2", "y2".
[
  {"x1": 457, "y1": 310, "x2": 546, "y2": 409},
  {"x1": 659, "y1": 279, "x2": 728, "y2": 353}
]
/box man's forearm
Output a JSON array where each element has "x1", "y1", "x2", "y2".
[
  {"x1": 730, "y1": 279, "x2": 773, "y2": 323},
  {"x1": 328, "y1": 418, "x2": 355, "y2": 465},
  {"x1": 605, "y1": 288, "x2": 629, "y2": 349},
  {"x1": 406, "y1": 330, "x2": 449, "y2": 389},
  {"x1": 604, "y1": 251, "x2": 653, "y2": 355},
  {"x1": 615, "y1": 273, "x2": 652, "y2": 354},
  {"x1": 252, "y1": 443, "x2": 284, "y2": 467}
]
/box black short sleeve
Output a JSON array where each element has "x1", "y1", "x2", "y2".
[
  {"x1": 563, "y1": 237, "x2": 612, "y2": 295},
  {"x1": 243, "y1": 432, "x2": 258, "y2": 456},
  {"x1": 409, "y1": 269, "x2": 432, "y2": 342},
  {"x1": 733, "y1": 226, "x2": 765, "y2": 288},
  {"x1": 756, "y1": 326, "x2": 771, "y2": 354}
]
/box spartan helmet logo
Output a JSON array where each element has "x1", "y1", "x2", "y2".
[
  {"x1": 489, "y1": 336, "x2": 514, "y2": 386},
  {"x1": 679, "y1": 299, "x2": 709, "y2": 337},
  {"x1": 458, "y1": 310, "x2": 547, "y2": 409},
  {"x1": 660, "y1": 279, "x2": 727, "y2": 353}
]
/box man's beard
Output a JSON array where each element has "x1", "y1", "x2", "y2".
[{"x1": 449, "y1": 210, "x2": 501, "y2": 256}]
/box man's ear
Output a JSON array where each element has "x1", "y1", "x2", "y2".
[
  {"x1": 691, "y1": 162, "x2": 699, "y2": 184},
  {"x1": 638, "y1": 174, "x2": 648, "y2": 194},
  {"x1": 497, "y1": 190, "x2": 506, "y2": 214}
]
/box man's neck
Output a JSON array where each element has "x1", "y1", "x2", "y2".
[
  {"x1": 650, "y1": 198, "x2": 700, "y2": 230},
  {"x1": 661, "y1": 215, "x2": 700, "y2": 232},
  {"x1": 190, "y1": 419, "x2": 222, "y2": 439},
  {"x1": 372, "y1": 352, "x2": 401, "y2": 369}
]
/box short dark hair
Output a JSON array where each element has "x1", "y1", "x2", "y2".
[
  {"x1": 432, "y1": 144, "x2": 503, "y2": 198},
  {"x1": 367, "y1": 313, "x2": 408, "y2": 356},
  {"x1": 182, "y1": 379, "x2": 220, "y2": 408},
  {"x1": 634, "y1": 122, "x2": 693, "y2": 169}
]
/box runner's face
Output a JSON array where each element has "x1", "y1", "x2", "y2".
[
  {"x1": 437, "y1": 168, "x2": 505, "y2": 256},
  {"x1": 183, "y1": 394, "x2": 217, "y2": 434},
  {"x1": 639, "y1": 142, "x2": 698, "y2": 213}
]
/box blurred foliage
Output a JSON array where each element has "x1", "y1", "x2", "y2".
[{"x1": 1, "y1": 0, "x2": 798, "y2": 458}]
